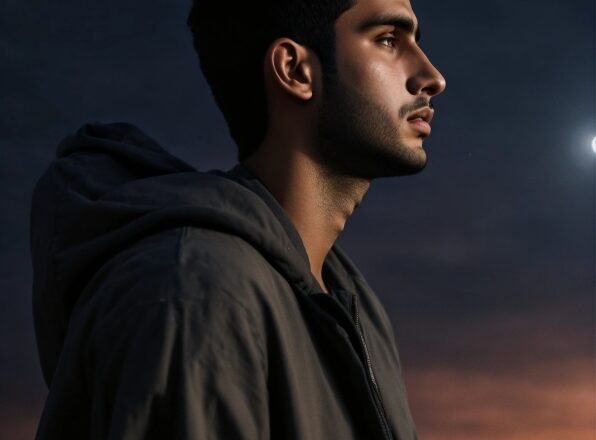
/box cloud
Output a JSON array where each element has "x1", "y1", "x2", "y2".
[{"x1": 406, "y1": 356, "x2": 594, "y2": 440}]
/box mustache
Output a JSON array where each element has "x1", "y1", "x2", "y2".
[{"x1": 399, "y1": 97, "x2": 433, "y2": 119}]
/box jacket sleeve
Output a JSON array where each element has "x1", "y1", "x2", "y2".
[{"x1": 87, "y1": 265, "x2": 270, "y2": 440}]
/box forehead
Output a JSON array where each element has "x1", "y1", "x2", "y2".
[{"x1": 336, "y1": 0, "x2": 418, "y2": 31}]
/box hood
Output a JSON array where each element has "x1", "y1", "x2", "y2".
[{"x1": 30, "y1": 122, "x2": 317, "y2": 385}]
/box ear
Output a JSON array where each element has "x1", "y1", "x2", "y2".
[{"x1": 265, "y1": 38, "x2": 316, "y2": 101}]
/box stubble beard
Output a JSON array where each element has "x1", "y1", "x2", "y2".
[{"x1": 312, "y1": 71, "x2": 428, "y2": 180}]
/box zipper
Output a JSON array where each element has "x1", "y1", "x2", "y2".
[{"x1": 351, "y1": 293, "x2": 394, "y2": 440}]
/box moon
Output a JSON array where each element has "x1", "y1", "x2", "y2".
[{"x1": 592, "y1": 136, "x2": 596, "y2": 154}]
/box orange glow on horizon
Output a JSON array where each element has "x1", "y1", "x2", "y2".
[{"x1": 405, "y1": 356, "x2": 595, "y2": 440}]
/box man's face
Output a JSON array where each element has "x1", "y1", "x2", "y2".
[{"x1": 313, "y1": 0, "x2": 446, "y2": 179}]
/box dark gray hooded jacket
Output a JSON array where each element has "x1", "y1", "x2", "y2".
[{"x1": 30, "y1": 122, "x2": 418, "y2": 440}]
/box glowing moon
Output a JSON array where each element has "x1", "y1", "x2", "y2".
[{"x1": 592, "y1": 136, "x2": 596, "y2": 153}]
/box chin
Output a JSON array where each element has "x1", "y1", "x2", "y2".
[
  {"x1": 393, "y1": 156, "x2": 427, "y2": 176},
  {"x1": 389, "y1": 141, "x2": 428, "y2": 175},
  {"x1": 360, "y1": 151, "x2": 427, "y2": 179}
]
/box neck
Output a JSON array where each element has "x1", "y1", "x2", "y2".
[{"x1": 242, "y1": 140, "x2": 370, "y2": 293}]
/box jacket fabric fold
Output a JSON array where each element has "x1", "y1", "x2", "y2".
[{"x1": 30, "y1": 122, "x2": 418, "y2": 439}]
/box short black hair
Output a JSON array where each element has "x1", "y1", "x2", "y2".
[{"x1": 187, "y1": 0, "x2": 355, "y2": 161}]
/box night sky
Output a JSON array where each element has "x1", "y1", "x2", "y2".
[{"x1": 1, "y1": 0, "x2": 594, "y2": 439}]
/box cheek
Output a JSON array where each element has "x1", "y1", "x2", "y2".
[
  {"x1": 334, "y1": 37, "x2": 411, "y2": 116},
  {"x1": 338, "y1": 53, "x2": 408, "y2": 108},
  {"x1": 366, "y1": 62, "x2": 406, "y2": 98},
  {"x1": 362, "y1": 67, "x2": 411, "y2": 121},
  {"x1": 335, "y1": 39, "x2": 383, "y2": 87}
]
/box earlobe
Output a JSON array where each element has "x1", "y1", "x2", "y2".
[{"x1": 266, "y1": 38, "x2": 314, "y2": 101}]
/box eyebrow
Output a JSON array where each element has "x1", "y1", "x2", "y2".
[{"x1": 357, "y1": 13, "x2": 421, "y2": 42}]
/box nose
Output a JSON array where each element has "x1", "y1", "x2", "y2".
[{"x1": 405, "y1": 48, "x2": 446, "y2": 98}]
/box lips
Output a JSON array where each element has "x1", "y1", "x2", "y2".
[
  {"x1": 406, "y1": 107, "x2": 434, "y2": 136},
  {"x1": 406, "y1": 107, "x2": 434, "y2": 124}
]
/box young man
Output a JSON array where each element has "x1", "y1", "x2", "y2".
[{"x1": 31, "y1": 0, "x2": 445, "y2": 438}]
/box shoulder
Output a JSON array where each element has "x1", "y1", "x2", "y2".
[
  {"x1": 94, "y1": 226, "x2": 278, "y2": 301},
  {"x1": 71, "y1": 226, "x2": 272, "y2": 368},
  {"x1": 75, "y1": 225, "x2": 282, "y2": 339}
]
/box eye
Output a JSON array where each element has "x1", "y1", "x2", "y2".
[{"x1": 378, "y1": 34, "x2": 398, "y2": 49}]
